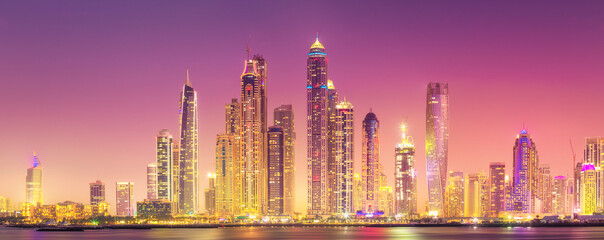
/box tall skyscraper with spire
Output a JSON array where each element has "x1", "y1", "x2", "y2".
[
  {"x1": 156, "y1": 129, "x2": 174, "y2": 201},
  {"x1": 26, "y1": 153, "x2": 43, "y2": 206},
  {"x1": 334, "y1": 100, "x2": 354, "y2": 214},
  {"x1": 274, "y1": 104, "x2": 295, "y2": 215},
  {"x1": 508, "y1": 129, "x2": 539, "y2": 213},
  {"x1": 307, "y1": 36, "x2": 329, "y2": 215},
  {"x1": 178, "y1": 69, "x2": 199, "y2": 215},
  {"x1": 361, "y1": 111, "x2": 381, "y2": 214},
  {"x1": 395, "y1": 119, "x2": 416, "y2": 217},
  {"x1": 239, "y1": 57, "x2": 266, "y2": 215},
  {"x1": 426, "y1": 82, "x2": 449, "y2": 215}
]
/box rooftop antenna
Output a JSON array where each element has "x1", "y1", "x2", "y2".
[
  {"x1": 316, "y1": 32, "x2": 319, "y2": 41},
  {"x1": 246, "y1": 34, "x2": 251, "y2": 60}
]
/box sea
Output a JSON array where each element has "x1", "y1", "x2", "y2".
[{"x1": 2, "y1": 225, "x2": 604, "y2": 240}]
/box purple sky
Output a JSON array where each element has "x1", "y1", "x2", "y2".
[{"x1": 1, "y1": 0, "x2": 603, "y2": 214}]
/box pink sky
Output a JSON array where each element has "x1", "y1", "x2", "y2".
[{"x1": 0, "y1": 1, "x2": 603, "y2": 214}]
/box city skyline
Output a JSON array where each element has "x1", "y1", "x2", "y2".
[{"x1": 2, "y1": 1, "x2": 604, "y2": 215}]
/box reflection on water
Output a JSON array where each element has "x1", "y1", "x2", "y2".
[{"x1": 2, "y1": 226, "x2": 604, "y2": 240}]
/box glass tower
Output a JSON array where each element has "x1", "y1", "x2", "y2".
[
  {"x1": 156, "y1": 129, "x2": 174, "y2": 201},
  {"x1": 25, "y1": 153, "x2": 43, "y2": 206},
  {"x1": 395, "y1": 120, "x2": 416, "y2": 218},
  {"x1": 334, "y1": 100, "x2": 354, "y2": 214},
  {"x1": 267, "y1": 126, "x2": 284, "y2": 215},
  {"x1": 425, "y1": 82, "x2": 449, "y2": 215},
  {"x1": 274, "y1": 104, "x2": 295, "y2": 215},
  {"x1": 361, "y1": 112, "x2": 381, "y2": 214},
  {"x1": 178, "y1": 69, "x2": 199, "y2": 215}
]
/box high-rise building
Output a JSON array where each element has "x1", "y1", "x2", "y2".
[
  {"x1": 239, "y1": 56, "x2": 267, "y2": 215},
  {"x1": 584, "y1": 137, "x2": 603, "y2": 212},
  {"x1": 334, "y1": 100, "x2": 354, "y2": 214},
  {"x1": 274, "y1": 104, "x2": 295, "y2": 215},
  {"x1": 464, "y1": 173, "x2": 481, "y2": 217},
  {"x1": 581, "y1": 163, "x2": 597, "y2": 215},
  {"x1": 172, "y1": 141, "x2": 180, "y2": 209},
  {"x1": 574, "y1": 162, "x2": 582, "y2": 213},
  {"x1": 307, "y1": 36, "x2": 329, "y2": 215},
  {"x1": 537, "y1": 164, "x2": 553, "y2": 214},
  {"x1": 116, "y1": 182, "x2": 134, "y2": 217},
  {"x1": 477, "y1": 171, "x2": 490, "y2": 217},
  {"x1": 361, "y1": 112, "x2": 381, "y2": 214},
  {"x1": 205, "y1": 173, "x2": 216, "y2": 215},
  {"x1": 156, "y1": 129, "x2": 174, "y2": 201},
  {"x1": 147, "y1": 163, "x2": 158, "y2": 200},
  {"x1": 178, "y1": 69, "x2": 199, "y2": 215},
  {"x1": 89, "y1": 180, "x2": 105, "y2": 205},
  {"x1": 489, "y1": 162, "x2": 505, "y2": 217},
  {"x1": 394, "y1": 120, "x2": 416, "y2": 218},
  {"x1": 225, "y1": 98, "x2": 241, "y2": 215},
  {"x1": 26, "y1": 153, "x2": 43, "y2": 206},
  {"x1": 353, "y1": 173, "x2": 363, "y2": 213},
  {"x1": 426, "y1": 83, "x2": 449, "y2": 215},
  {"x1": 444, "y1": 171, "x2": 464, "y2": 217},
  {"x1": 508, "y1": 129, "x2": 539, "y2": 214},
  {"x1": 326, "y1": 80, "x2": 339, "y2": 214},
  {"x1": 267, "y1": 126, "x2": 284, "y2": 215},
  {"x1": 553, "y1": 176, "x2": 567, "y2": 215},
  {"x1": 0, "y1": 197, "x2": 13, "y2": 213},
  {"x1": 215, "y1": 134, "x2": 234, "y2": 217}
]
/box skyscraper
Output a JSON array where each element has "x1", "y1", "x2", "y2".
[
  {"x1": 172, "y1": 141, "x2": 180, "y2": 209},
  {"x1": 584, "y1": 137, "x2": 603, "y2": 212},
  {"x1": 156, "y1": 129, "x2": 174, "y2": 201},
  {"x1": 334, "y1": 100, "x2": 354, "y2": 214},
  {"x1": 426, "y1": 83, "x2": 449, "y2": 215},
  {"x1": 215, "y1": 134, "x2": 234, "y2": 217},
  {"x1": 581, "y1": 163, "x2": 597, "y2": 215},
  {"x1": 394, "y1": 119, "x2": 416, "y2": 218},
  {"x1": 361, "y1": 112, "x2": 381, "y2": 214},
  {"x1": 464, "y1": 173, "x2": 482, "y2": 217},
  {"x1": 205, "y1": 173, "x2": 216, "y2": 215},
  {"x1": 489, "y1": 162, "x2": 505, "y2": 217},
  {"x1": 274, "y1": 104, "x2": 295, "y2": 215},
  {"x1": 239, "y1": 57, "x2": 266, "y2": 215},
  {"x1": 147, "y1": 163, "x2": 158, "y2": 200},
  {"x1": 326, "y1": 80, "x2": 339, "y2": 214},
  {"x1": 307, "y1": 36, "x2": 329, "y2": 215},
  {"x1": 225, "y1": 99, "x2": 241, "y2": 215},
  {"x1": 116, "y1": 182, "x2": 134, "y2": 217},
  {"x1": 89, "y1": 180, "x2": 105, "y2": 205},
  {"x1": 444, "y1": 171, "x2": 464, "y2": 218},
  {"x1": 26, "y1": 153, "x2": 43, "y2": 206},
  {"x1": 178, "y1": 69, "x2": 199, "y2": 215},
  {"x1": 509, "y1": 129, "x2": 539, "y2": 214},
  {"x1": 553, "y1": 176, "x2": 567, "y2": 215},
  {"x1": 538, "y1": 164, "x2": 553, "y2": 213},
  {"x1": 267, "y1": 126, "x2": 284, "y2": 216}
]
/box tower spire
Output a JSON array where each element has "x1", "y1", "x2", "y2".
[
  {"x1": 246, "y1": 34, "x2": 252, "y2": 60},
  {"x1": 185, "y1": 68, "x2": 192, "y2": 87}
]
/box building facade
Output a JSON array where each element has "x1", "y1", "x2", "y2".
[
  {"x1": 215, "y1": 134, "x2": 234, "y2": 217},
  {"x1": 581, "y1": 163, "x2": 597, "y2": 215},
  {"x1": 307, "y1": 37, "x2": 329, "y2": 215},
  {"x1": 26, "y1": 153, "x2": 43, "y2": 206},
  {"x1": 267, "y1": 126, "x2": 285, "y2": 215},
  {"x1": 89, "y1": 180, "x2": 105, "y2": 205},
  {"x1": 178, "y1": 69, "x2": 199, "y2": 215},
  {"x1": 444, "y1": 171, "x2": 464, "y2": 217},
  {"x1": 147, "y1": 163, "x2": 158, "y2": 200},
  {"x1": 489, "y1": 162, "x2": 506, "y2": 217},
  {"x1": 334, "y1": 100, "x2": 354, "y2": 214},
  {"x1": 584, "y1": 137, "x2": 603, "y2": 212},
  {"x1": 116, "y1": 182, "x2": 134, "y2": 217},
  {"x1": 361, "y1": 112, "x2": 382, "y2": 214},
  {"x1": 508, "y1": 129, "x2": 539, "y2": 214},
  {"x1": 273, "y1": 104, "x2": 295, "y2": 215},
  {"x1": 156, "y1": 129, "x2": 174, "y2": 201},
  {"x1": 426, "y1": 83, "x2": 449, "y2": 215},
  {"x1": 553, "y1": 176, "x2": 567, "y2": 215},
  {"x1": 394, "y1": 120, "x2": 416, "y2": 218}
]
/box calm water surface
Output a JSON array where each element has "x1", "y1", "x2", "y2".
[{"x1": 2, "y1": 226, "x2": 604, "y2": 240}]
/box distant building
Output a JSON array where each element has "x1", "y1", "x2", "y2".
[
  {"x1": 444, "y1": 171, "x2": 464, "y2": 217},
  {"x1": 178, "y1": 69, "x2": 199, "y2": 215},
  {"x1": 137, "y1": 199, "x2": 173, "y2": 219},
  {"x1": 156, "y1": 129, "x2": 174, "y2": 202},
  {"x1": 584, "y1": 137, "x2": 603, "y2": 212},
  {"x1": 116, "y1": 182, "x2": 134, "y2": 217},
  {"x1": 553, "y1": 176, "x2": 567, "y2": 215},
  {"x1": 215, "y1": 134, "x2": 234, "y2": 217},
  {"x1": 361, "y1": 112, "x2": 382, "y2": 214},
  {"x1": 426, "y1": 83, "x2": 449, "y2": 215},
  {"x1": 537, "y1": 164, "x2": 553, "y2": 214},
  {"x1": 581, "y1": 163, "x2": 597, "y2": 215},
  {"x1": 274, "y1": 104, "x2": 295, "y2": 215},
  {"x1": 489, "y1": 162, "x2": 505, "y2": 217},
  {"x1": 0, "y1": 196, "x2": 13, "y2": 213},
  {"x1": 508, "y1": 129, "x2": 539, "y2": 214},
  {"x1": 267, "y1": 126, "x2": 285, "y2": 215},
  {"x1": 394, "y1": 119, "x2": 416, "y2": 218},
  {"x1": 334, "y1": 100, "x2": 354, "y2": 214},
  {"x1": 464, "y1": 173, "x2": 481, "y2": 217},
  {"x1": 26, "y1": 153, "x2": 43, "y2": 206},
  {"x1": 89, "y1": 180, "x2": 105, "y2": 205},
  {"x1": 147, "y1": 163, "x2": 158, "y2": 200},
  {"x1": 225, "y1": 98, "x2": 241, "y2": 216},
  {"x1": 205, "y1": 173, "x2": 216, "y2": 215}
]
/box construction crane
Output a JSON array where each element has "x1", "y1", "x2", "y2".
[{"x1": 569, "y1": 139, "x2": 577, "y2": 218}]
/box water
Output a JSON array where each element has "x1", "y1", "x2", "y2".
[{"x1": 2, "y1": 226, "x2": 604, "y2": 240}]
